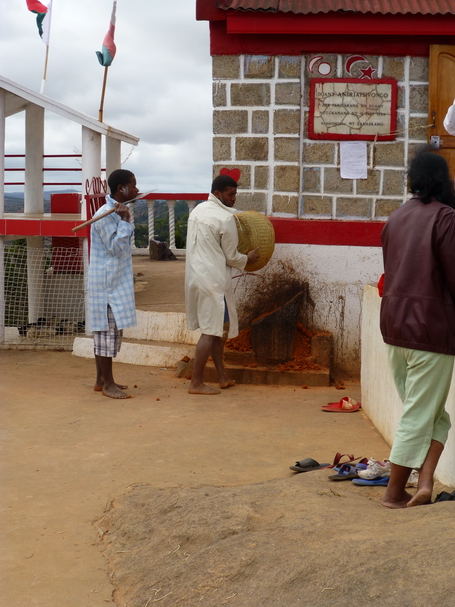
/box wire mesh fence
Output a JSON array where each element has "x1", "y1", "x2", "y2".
[{"x1": 3, "y1": 241, "x2": 86, "y2": 348}]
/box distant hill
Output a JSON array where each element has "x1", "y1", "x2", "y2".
[
  {"x1": 4, "y1": 192, "x2": 200, "y2": 220},
  {"x1": 4, "y1": 189, "x2": 80, "y2": 213}
]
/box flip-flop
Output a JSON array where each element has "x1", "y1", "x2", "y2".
[
  {"x1": 289, "y1": 457, "x2": 330, "y2": 473},
  {"x1": 352, "y1": 477, "x2": 389, "y2": 486},
  {"x1": 333, "y1": 458, "x2": 368, "y2": 472},
  {"x1": 328, "y1": 463, "x2": 359, "y2": 481},
  {"x1": 322, "y1": 397, "x2": 361, "y2": 413},
  {"x1": 327, "y1": 452, "x2": 366, "y2": 469},
  {"x1": 434, "y1": 490, "x2": 455, "y2": 502}
]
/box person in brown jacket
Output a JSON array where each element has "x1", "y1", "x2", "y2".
[{"x1": 380, "y1": 149, "x2": 455, "y2": 508}]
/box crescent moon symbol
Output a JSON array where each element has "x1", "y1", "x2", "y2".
[
  {"x1": 345, "y1": 55, "x2": 366, "y2": 75},
  {"x1": 308, "y1": 56, "x2": 323, "y2": 73}
]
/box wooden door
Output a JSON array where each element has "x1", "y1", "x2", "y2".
[{"x1": 428, "y1": 45, "x2": 455, "y2": 177}]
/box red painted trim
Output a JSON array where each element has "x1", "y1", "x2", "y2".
[
  {"x1": 269, "y1": 218, "x2": 384, "y2": 247},
  {"x1": 226, "y1": 12, "x2": 455, "y2": 36},
  {"x1": 0, "y1": 219, "x2": 89, "y2": 238},
  {"x1": 209, "y1": 21, "x2": 455, "y2": 56},
  {"x1": 142, "y1": 193, "x2": 208, "y2": 201},
  {"x1": 308, "y1": 78, "x2": 397, "y2": 141},
  {"x1": 0, "y1": 216, "x2": 384, "y2": 246}
]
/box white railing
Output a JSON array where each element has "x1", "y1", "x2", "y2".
[{"x1": 137, "y1": 193, "x2": 207, "y2": 253}]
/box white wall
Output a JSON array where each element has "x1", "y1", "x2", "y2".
[
  {"x1": 235, "y1": 243, "x2": 384, "y2": 375},
  {"x1": 361, "y1": 284, "x2": 455, "y2": 487}
]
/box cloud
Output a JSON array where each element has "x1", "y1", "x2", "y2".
[{"x1": 1, "y1": 0, "x2": 213, "y2": 194}]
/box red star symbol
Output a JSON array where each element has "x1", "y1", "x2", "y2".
[{"x1": 360, "y1": 65, "x2": 376, "y2": 79}]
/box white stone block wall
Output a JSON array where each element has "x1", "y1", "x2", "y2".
[
  {"x1": 361, "y1": 285, "x2": 455, "y2": 487},
  {"x1": 212, "y1": 53, "x2": 429, "y2": 218}
]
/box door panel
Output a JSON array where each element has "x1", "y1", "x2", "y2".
[{"x1": 429, "y1": 45, "x2": 455, "y2": 177}]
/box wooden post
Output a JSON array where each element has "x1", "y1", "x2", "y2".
[{"x1": 98, "y1": 66, "x2": 109, "y2": 123}]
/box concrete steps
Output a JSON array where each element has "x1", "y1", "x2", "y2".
[
  {"x1": 72, "y1": 309, "x2": 331, "y2": 386},
  {"x1": 72, "y1": 310, "x2": 199, "y2": 367}
]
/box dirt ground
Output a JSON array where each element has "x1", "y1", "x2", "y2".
[{"x1": 1, "y1": 349, "x2": 454, "y2": 607}]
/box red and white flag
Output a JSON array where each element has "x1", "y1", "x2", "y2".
[
  {"x1": 26, "y1": 0, "x2": 52, "y2": 45},
  {"x1": 96, "y1": 1, "x2": 117, "y2": 67}
]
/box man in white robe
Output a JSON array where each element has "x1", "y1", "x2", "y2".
[
  {"x1": 185, "y1": 175, "x2": 259, "y2": 395},
  {"x1": 444, "y1": 99, "x2": 455, "y2": 135}
]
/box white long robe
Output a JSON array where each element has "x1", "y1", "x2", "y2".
[
  {"x1": 444, "y1": 99, "x2": 455, "y2": 135},
  {"x1": 185, "y1": 193, "x2": 248, "y2": 338}
]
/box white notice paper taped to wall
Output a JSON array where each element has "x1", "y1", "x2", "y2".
[{"x1": 340, "y1": 141, "x2": 368, "y2": 179}]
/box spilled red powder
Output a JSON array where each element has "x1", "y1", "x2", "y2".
[
  {"x1": 226, "y1": 322, "x2": 322, "y2": 371},
  {"x1": 226, "y1": 327, "x2": 252, "y2": 352}
]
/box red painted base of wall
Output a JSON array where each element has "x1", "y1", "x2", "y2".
[{"x1": 269, "y1": 218, "x2": 384, "y2": 247}]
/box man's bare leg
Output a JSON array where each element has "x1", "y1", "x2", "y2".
[
  {"x1": 211, "y1": 330, "x2": 235, "y2": 389},
  {"x1": 95, "y1": 354, "x2": 130, "y2": 399},
  {"x1": 382, "y1": 463, "x2": 413, "y2": 509},
  {"x1": 94, "y1": 352, "x2": 127, "y2": 391},
  {"x1": 408, "y1": 440, "x2": 443, "y2": 507},
  {"x1": 188, "y1": 334, "x2": 221, "y2": 395}
]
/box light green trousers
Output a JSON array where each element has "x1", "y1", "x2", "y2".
[{"x1": 386, "y1": 345, "x2": 453, "y2": 469}]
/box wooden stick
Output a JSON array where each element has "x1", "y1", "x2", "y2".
[
  {"x1": 98, "y1": 66, "x2": 109, "y2": 122},
  {"x1": 71, "y1": 191, "x2": 155, "y2": 233},
  {"x1": 40, "y1": 44, "x2": 50, "y2": 95}
]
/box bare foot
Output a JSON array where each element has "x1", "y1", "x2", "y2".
[
  {"x1": 188, "y1": 383, "x2": 221, "y2": 395},
  {"x1": 382, "y1": 491, "x2": 413, "y2": 509},
  {"x1": 219, "y1": 379, "x2": 236, "y2": 389},
  {"x1": 94, "y1": 383, "x2": 128, "y2": 392},
  {"x1": 102, "y1": 386, "x2": 132, "y2": 399},
  {"x1": 408, "y1": 488, "x2": 432, "y2": 507}
]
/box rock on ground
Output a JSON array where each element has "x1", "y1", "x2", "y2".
[{"x1": 97, "y1": 474, "x2": 455, "y2": 607}]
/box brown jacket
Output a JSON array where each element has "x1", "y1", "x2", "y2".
[{"x1": 380, "y1": 196, "x2": 455, "y2": 355}]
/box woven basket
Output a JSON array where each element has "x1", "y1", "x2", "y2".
[{"x1": 234, "y1": 211, "x2": 275, "y2": 272}]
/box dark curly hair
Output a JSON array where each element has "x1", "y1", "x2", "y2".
[
  {"x1": 211, "y1": 174, "x2": 238, "y2": 194},
  {"x1": 408, "y1": 149, "x2": 455, "y2": 208},
  {"x1": 108, "y1": 169, "x2": 135, "y2": 196}
]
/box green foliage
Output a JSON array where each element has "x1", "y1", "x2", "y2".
[{"x1": 4, "y1": 239, "x2": 28, "y2": 327}]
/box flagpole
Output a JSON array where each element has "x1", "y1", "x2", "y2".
[
  {"x1": 98, "y1": 66, "x2": 109, "y2": 122},
  {"x1": 40, "y1": 44, "x2": 50, "y2": 95}
]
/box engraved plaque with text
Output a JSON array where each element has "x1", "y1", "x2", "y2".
[{"x1": 309, "y1": 78, "x2": 397, "y2": 141}]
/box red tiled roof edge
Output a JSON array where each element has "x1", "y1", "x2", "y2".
[{"x1": 215, "y1": 0, "x2": 455, "y2": 15}]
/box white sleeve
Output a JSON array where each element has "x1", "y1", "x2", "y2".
[{"x1": 443, "y1": 99, "x2": 455, "y2": 135}]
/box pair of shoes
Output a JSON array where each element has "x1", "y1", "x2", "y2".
[
  {"x1": 406, "y1": 469, "x2": 419, "y2": 488},
  {"x1": 357, "y1": 458, "x2": 391, "y2": 480}
]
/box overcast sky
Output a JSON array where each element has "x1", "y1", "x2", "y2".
[{"x1": 0, "y1": 0, "x2": 213, "y2": 194}]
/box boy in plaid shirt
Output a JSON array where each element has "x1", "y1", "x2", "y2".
[{"x1": 88, "y1": 169, "x2": 138, "y2": 399}]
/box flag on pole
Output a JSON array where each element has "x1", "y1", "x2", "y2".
[
  {"x1": 96, "y1": 1, "x2": 117, "y2": 67},
  {"x1": 26, "y1": 0, "x2": 52, "y2": 45}
]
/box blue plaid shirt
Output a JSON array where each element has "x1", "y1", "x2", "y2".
[{"x1": 87, "y1": 195, "x2": 136, "y2": 331}]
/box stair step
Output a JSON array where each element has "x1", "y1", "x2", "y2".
[
  {"x1": 72, "y1": 337, "x2": 195, "y2": 368},
  {"x1": 124, "y1": 310, "x2": 200, "y2": 345},
  {"x1": 177, "y1": 360, "x2": 330, "y2": 387}
]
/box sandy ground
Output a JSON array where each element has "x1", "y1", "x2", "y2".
[{"x1": 0, "y1": 349, "x2": 394, "y2": 607}]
